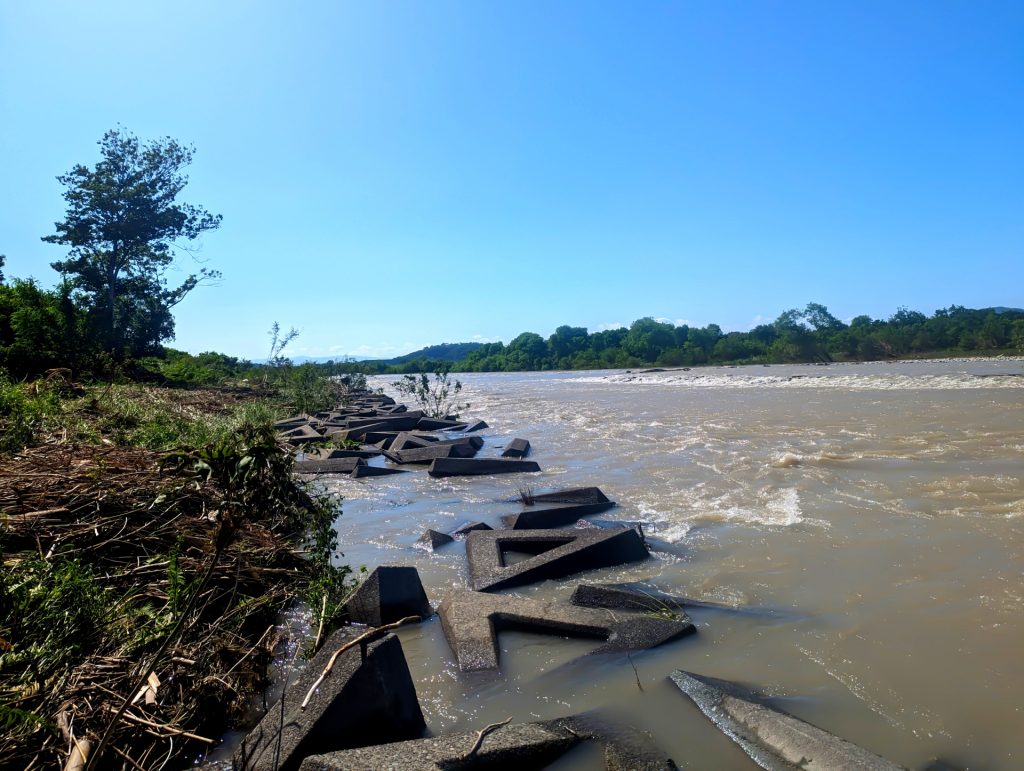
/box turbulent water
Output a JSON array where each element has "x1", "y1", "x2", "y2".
[{"x1": 318, "y1": 359, "x2": 1024, "y2": 769}]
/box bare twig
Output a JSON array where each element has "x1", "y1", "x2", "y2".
[
  {"x1": 462, "y1": 717, "x2": 512, "y2": 760},
  {"x1": 299, "y1": 616, "x2": 419, "y2": 710}
]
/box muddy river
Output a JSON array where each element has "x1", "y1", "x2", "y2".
[{"x1": 316, "y1": 359, "x2": 1023, "y2": 769}]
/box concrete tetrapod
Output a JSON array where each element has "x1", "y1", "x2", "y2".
[
  {"x1": 437, "y1": 589, "x2": 693, "y2": 671},
  {"x1": 427, "y1": 458, "x2": 541, "y2": 477},
  {"x1": 466, "y1": 527, "x2": 649, "y2": 592},
  {"x1": 234, "y1": 633, "x2": 424, "y2": 771},
  {"x1": 299, "y1": 721, "x2": 578, "y2": 770},
  {"x1": 528, "y1": 486, "x2": 611, "y2": 505},
  {"x1": 501, "y1": 501, "x2": 617, "y2": 529},
  {"x1": 668, "y1": 671, "x2": 906, "y2": 771},
  {"x1": 342, "y1": 566, "x2": 432, "y2": 626}
]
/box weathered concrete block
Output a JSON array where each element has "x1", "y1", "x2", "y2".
[
  {"x1": 501, "y1": 501, "x2": 616, "y2": 529},
  {"x1": 428, "y1": 458, "x2": 541, "y2": 478},
  {"x1": 501, "y1": 437, "x2": 531, "y2": 458},
  {"x1": 235, "y1": 633, "x2": 425, "y2": 771},
  {"x1": 465, "y1": 527, "x2": 649, "y2": 592},
  {"x1": 451, "y1": 521, "x2": 493, "y2": 536},
  {"x1": 386, "y1": 443, "x2": 477, "y2": 464},
  {"x1": 349, "y1": 464, "x2": 407, "y2": 478},
  {"x1": 547, "y1": 710, "x2": 678, "y2": 770},
  {"x1": 277, "y1": 424, "x2": 325, "y2": 445},
  {"x1": 389, "y1": 431, "x2": 440, "y2": 452},
  {"x1": 302, "y1": 447, "x2": 381, "y2": 460},
  {"x1": 416, "y1": 529, "x2": 455, "y2": 551},
  {"x1": 299, "y1": 721, "x2": 577, "y2": 770},
  {"x1": 415, "y1": 417, "x2": 467, "y2": 431},
  {"x1": 344, "y1": 412, "x2": 423, "y2": 431},
  {"x1": 437, "y1": 590, "x2": 692, "y2": 671},
  {"x1": 462, "y1": 419, "x2": 489, "y2": 433},
  {"x1": 529, "y1": 486, "x2": 610, "y2": 505},
  {"x1": 325, "y1": 423, "x2": 389, "y2": 442},
  {"x1": 572, "y1": 583, "x2": 797, "y2": 618},
  {"x1": 668, "y1": 671, "x2": 905, "y2": 771},
  {"x1": 293, "y1": 457, "x2": 364, "y2": 475},
  {"x1": 343, "y1": 566, "x2": 432, "y2": 626}
]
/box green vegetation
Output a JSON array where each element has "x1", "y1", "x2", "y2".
[
  {"x1": 391, "y1": 365, "x2": 469, "y2": 418},
  {"x1": 0, "y1": 130, "x2": 359, "y2": 770},
  {"x1": 331, "y1": 303, "x2": 1024, "y2": 375}
]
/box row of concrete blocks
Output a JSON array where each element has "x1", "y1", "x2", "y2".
[{"x1": 237, "y1": 569, "x2": 904, "y2": 770}]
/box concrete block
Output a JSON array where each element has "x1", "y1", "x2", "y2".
[
  {"x1": 235, "y1": 633, "x2": 425, "y2": 771},
  {"x1": 465, "y1": 527, "x2": 649, "y2": 592},
  {"x1": 343, "y1": 566, "x2": 432, "y2": 626},
  {"x1": 415, "y1": 417, "x2": 467, "y2": 431},
  {"x1": 501, "y1": 501, "x2": 616, "y2": 529},
  {"x1": 437, "y1": 589, "x2": 692, "y2": 671},
  {"x1": 668, "y1": 671, "x2": 905, "y2": 771},
  {"x1": 416, "y1": 529, "x2": 455, "y2": 551},
  {"x1": 451, "y1": 521, "x2": 493, "y2": 536},
  {"x1": 293, "y1": 457, "x2": 364, "y2": 475},
  {"x1": 349, "y1": 464, "x2": 408, "y2": 478},
  {"x1": 300, "y1": 721, "x2": 577, "y2": 770},
  {"x1": 529, "y1": 486, "x2": 610, "y2": 505},
  {"x1": 548, "y1": 710, "x2": 677, "y2": 770},
  {"x1": 462, "y1": 419, "x2": 489, "y2": 433},
  {"x1": 501, "y1": 438, "x2": 531, "y2": 458},
  {"x1": 427, "y1": 458, "x2": 541, "y2": 478}
]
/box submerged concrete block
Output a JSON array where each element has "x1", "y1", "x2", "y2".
[
  {"x1": 668, "y1": 671, "x2": 905, "y2": 771},
  {"x1": 416, "y1": 529, "x2": 455, "y2": 551},
  {"x1": 529, "y1": 486, "x2": 611, "y2": 505},
  {"x1": 349, "y1": 464, "x2": 407, "y2": 478},
  {"x1": 573, "y1": 583, "x2": 799, "y2": 618},
  {"x1": 501, "y1": 501, "x2": 617, "y2": 529},
  {"x1": 343, "y1": 566, "x2": 432, "y2": 626},
  {"x1": 302, "y1": 447, "x2": 381, "y2": 460},
  {"x1": 462, "y1": 419, "x2": 489, "y2": 433},
  {"x1": 438, "y1": 589, "x2": 692, "y2": 671},
  {"x1": 235, "y1": 633, "x2": 425, "y2": 771},
  {"x1": 415, "y1": 417, "x2": 467, "y2": 431},
  {"x1": 293, "y1": 457, "x2": 364, "y2": 475},
  {"x1": 501, "y1": 437, "x2": 531, "y2": 458},
  {"x1": 451, "y1": 521, "x2": 493, "y2": 536},
  {"x1": 427, "y1": 458, "x2": 541, "y2": 477},
  {"x1": 548, "y1": 710, "x2": 678, "y2": 770},
  {"x1": 466, "y1": 527, "x2": 649, "y2": 592},
  {"x1": 385, "y1": 444, "x2": 458, "y2": 464},
  {"x1": 300, "y1": 721, "x2": 577, "y2": 770}
]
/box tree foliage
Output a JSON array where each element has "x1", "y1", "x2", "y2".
[{"x1": 43, "y1": 128, "x2": 221, "y2": 359}]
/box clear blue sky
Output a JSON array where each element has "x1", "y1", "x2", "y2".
[{"x1": 1, "y1": 1, "x2": 1021, "y2": 359}]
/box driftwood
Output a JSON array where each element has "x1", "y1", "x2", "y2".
[{"x1": 299, "y1": 615, "x2": 421, "y2": 710}]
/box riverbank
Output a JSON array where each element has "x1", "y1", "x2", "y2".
[{"x1": 0, "y1": 380, "x2": 353, "y2": 770}]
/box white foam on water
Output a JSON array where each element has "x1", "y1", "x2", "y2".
[{"x1": 572, "y1": 370, "x2": 1024, "y2": 391}]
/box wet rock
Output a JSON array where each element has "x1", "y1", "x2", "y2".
[
  {"x1": 437, "y1": 589, "x2": 692, "y2": 671},
  {"x1": 349, "y1": 464, "x2": 408, "y2": 478},
  {"x1": 528, "y1": 486, "x2": 611, "y2": 505},
  {"x1": 299, "y1": 720, "x2": 577, "y2": 770},
  {"x1": 501, "y1": 501, "x2": 616, "y2": 529},
  {"x1": 417, "y1": 529, "x2": 455, "y2": 551},
  {"x1": 428, "y1": 458, "x2": 541, "y2": 477},
  {"x1": 501, "y1": 438, "x2": 531, "y2": 458},
  {"x1": 343, "y1": 566, "x2": 432, "y2": 626},
  {"x1": 235, "y1": 633, "x2": 425, "y2": 771},
  {"x1": 293, "y1": 457, "x2": 364, "y2": 475},
  {"x1": 667, "y1": 670, "x2": 906, "y2": 771},
  {"x1": 462, "y1": 419, "x2": 489, "y2": 433},
  {"x1": 465, "y1": 527, "x2": 649, "y2": 592}
]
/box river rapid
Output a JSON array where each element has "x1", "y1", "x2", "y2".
[{"x1": 318, "y1": 359, "x2": 1024, "y2": 769}]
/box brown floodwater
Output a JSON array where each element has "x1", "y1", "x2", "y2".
[{"x1": 316, "y1": 359, "x2": 1024, "y2": 770}]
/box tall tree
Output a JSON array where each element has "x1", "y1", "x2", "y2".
[{"x1": 43, "y1": 128, "x2": 221, "y2": 357}]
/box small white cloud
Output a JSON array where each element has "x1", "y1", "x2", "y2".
[
  {"x1": 470, "y1": 334, "x2": 501, "y2": 343},
  {"x1": 597, "y1": 321, "x2": 626, "y2": 331}
]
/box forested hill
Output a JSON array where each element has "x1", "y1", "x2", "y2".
[
  {"x1": 383, "y1": 342, "x2": 484, "y2": 365},
  {"x1": 339, "y1": 303, "x2": 1024, "y2": 375}
]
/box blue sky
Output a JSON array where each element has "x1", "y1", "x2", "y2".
[{"x1": 1, "y1": 1, "x2": 1021, "y2": 359}]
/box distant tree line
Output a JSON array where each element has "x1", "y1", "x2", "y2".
[{"x1": 334, "y1": 302, "x2": 1024, "y2": 376}]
